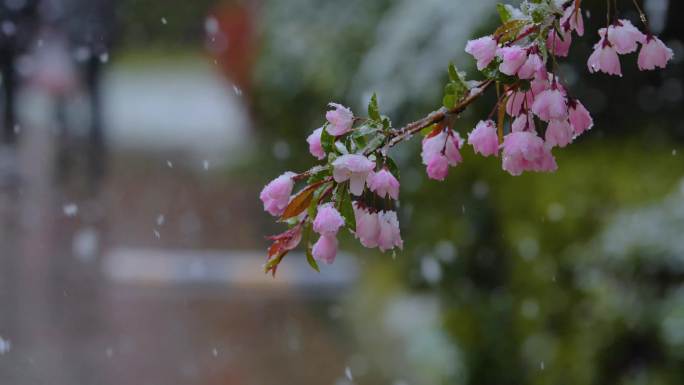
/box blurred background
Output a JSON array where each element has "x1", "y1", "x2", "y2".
[{"x1": 0, "y1": 0, "x2": 683, "y2": 384}]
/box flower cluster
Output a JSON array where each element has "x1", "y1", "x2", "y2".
[
  {"x1": 588, "y1": 19, "x2": 673, "y2": 75},
  {"x1": 260, "y1": 0, "x2": 673, "y2": 275}
]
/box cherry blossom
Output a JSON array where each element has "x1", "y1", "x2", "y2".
[
  {"x1": 511, "y1": 113, "x2": 535, "y2": 133},
  {"x1": 532, "y1": 88, "x2": 568, "y2": 122},
  {"x1": 468, "y1": 120, "x2": 499, "y2": 157},
  {"x1": 568, "y1": 99, "x2": 593, "y2": 136},
  {"x1": 502, "y1": 131, "x2": 556, "y2": 176},
  {"x1": 377, "y1": 211, "x2": 403, "y2": 252},
  {"x1": 261, "y1": 0, "x2": 675, "y2": 274},
  {"x1": 260, "y1": 172, "x2": 295, "y2": 217},
  {"x1": 307, "y1": 127, "x2": 325, "y2": 160},
  {"x1": 465, "y1": 35, "x2": 498, "y2": 70},
  {"x1": 561, "y1": 3, "x2": 584, "y2": 37},
  {"x1": 638, "y1": 35, "x2": 674, "y2": 71},
  {"x1": 547, "y1": 29, "x2": 572, "y2": 57},
  {"x1": 354, "y1": 203, "x2": 380, "y2": 248},
  {"x1": 587, "y1": 37, "x2": 622, "y2": 76},
  {"x1": 545, "y1": 119, "x2": 573, "y2": 148},
  {"x1": 313, "y1": 204, "x2": 345, "y2": 236},
  {"x1": 312, "y1": 235, "x2": 338, "y2": 264},
  {"x1": 517, "y1": 51, "x2": 544, "y2": 80},
  {"x1": 604, "y1": 20, "x2": 646, "y2": 55},
  {"x1": 326, "y1": 103, "x2": 354, "y2": 136},
  {"x1": 367, "y1": 169, "x2": 400, "y2": 200},
  {"x1": 332, "y1": 154, "x2": 375, "y2": 195},
  {"x1": 498, "y1": 46, "x2": 528, "y2": 76}
]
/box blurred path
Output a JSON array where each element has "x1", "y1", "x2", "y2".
[{"x1": 0, "y1": 58, "x2": 359, "y2": 385}]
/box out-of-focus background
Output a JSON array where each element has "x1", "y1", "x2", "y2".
[{"x1": 0, "y1": 0, "x2": 683, "y2": 384}]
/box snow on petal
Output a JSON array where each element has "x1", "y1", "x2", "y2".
[
  {"x1": 260, "y1": 172, "x2": 296, "y2": 217},
  {"x1": 531, "y1": 88, "x2": 568, "y2": 122},
  {"x1": 367, "y1": 169, "x2": 400, "y2": 200},
  {"x1": 312, "y1": 235, "x2": 338, "y2": 264},
  {"x1": 326, "y1": 103, "x2": 354, "y2": 136},
  {"x1": 377, "y1": 211, "x2": 403, "y2": 252},
  {"x1": 638, "y1": 35, "x2": 674, "y2": 71},
  {"x1": 313, "y1": 204, "x2": 345, "y2": 236},
  {"x1": 568, "y1": 100, "x2": 593, "y2": 136},
  {"x1": 306, "y1": 127, "x2": 325, "y2": 160},
  {"x1": 465, "y1": 35, "x2": 498, "y2": 70},
  {"x1": 332, "y1": 154, "x2": 375, "y2": 196},
  {"x1": 497, "y1": 46, "x2": 527, "y2": 76},
  {"x1": 468, "y1": 120, "x2": 499, "y2": 157}
]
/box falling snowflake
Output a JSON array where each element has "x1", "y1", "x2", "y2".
[
  {"x1": 63, "y1": 203, "x2": 78, "y2": 217},
  {"x1": 0, "y1": 337, "x2": 11, "y2": 355}
]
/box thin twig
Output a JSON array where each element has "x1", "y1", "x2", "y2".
[{"x1": 387, "y1": 79, "x2": 495, "y2": 148}]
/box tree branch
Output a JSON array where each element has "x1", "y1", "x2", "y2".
[{"x1": 387, "y1": 79, "x2": 494, "y2": 148}]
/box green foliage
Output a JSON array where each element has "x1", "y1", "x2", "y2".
[
  {"x1": 496, "y1": 3, "x2": 513, "y2": 23},
  {"x1": 368, "y1": 93, "x2": 382, "y2": 121},
  {"x1": 443, "y1": 63, "x2": 470, "y2": 109},
  {"x1": 336, "y1": 184, "x2": 356, "y2": 231}
]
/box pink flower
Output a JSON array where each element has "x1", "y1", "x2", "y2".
[
  {"x1": 422, "y1": 130, "x2": 463, "y2": 180},
  {"x1": 545, "y1": 119, "x2": 573, "y2": 148},
  {"x1": 468, "y1": 120, "x2": 499, "y2": 157},
  {"x1": 502, "y1": 131, "x2": 556, "y2": 175},
  {"x1": 531, "y1": 88, "x2": 568, "y2": 122},
  {"x1": 326, "y1": 103, "x2": 354, "y2": 136},
  {"x1": 537, "y1": 148, "x2": 558, "y2": 173},
  {"x1": 511, "y1": 113, "x2": 535, "y2": 132},
  {"x1": 561, "y1": 4, "x2": 584, "y2": 37},
  {"x1": 547, "y1": 29, "x2": 572, "y2": 57},
  {"x1": 568, "y1": 99, "x2": 593, "y2": 136},
  {"x1": 588, "y1": 37, "x2": 622, "y2": 76},
  {"x1": 638, "y1": 35, "x2": 674, "y2": 71},
  {"x1": 260, "y1": 172, "x2": 296, "y2": 216},
  {"x1": 421, "y1": 131, "x2": 445, "y2": 165},
  {"x1": 313, "y1": 204, "x2": 345, "y2": 236},
  {"x1": 517, "y1": 52, "x2": 544, "y2": 80},
  {"x1": 605, "y1": 20, "x2": 646, "y2": 55},
  {"x1": 367, "y1": 169, "x2": 400, "y2": 200},
  {"x1": 530, "y1": 71, "x2": 553, "y2": 95},
  {"x1": 377, "y1": 211, "x2": 403, "y2": 252},
  {"x1": 506, "y1": 90, "x2": 535, "y2": 116},
  {"x1": 353, "y1": 203, "x2": 380, "y2": 248},
  {"x1": 312, "y1": 235, "x2": 338, "y2": 264},
  {"x1": 444, "y1": 132, "x2": 464, "y2": 166},
  {"x1": 332, "y1": 154, "x2": 375, "y2": 196},
  {"x1": 465, "y1": 35, "x2": 498, "y2": 70},
  {"x1": 306, "y1": 127, "x2": 325, "y2": 160},
  {"x1": 426, "y1": 155, "x2": 449, "y2": 181},
  {"x1": 497, "y1": 46, "x2": 527, "y2": 76}
]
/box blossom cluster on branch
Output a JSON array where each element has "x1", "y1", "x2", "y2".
[{"x1": 259, "y1": 0, "x2": 673, "y2": 276}]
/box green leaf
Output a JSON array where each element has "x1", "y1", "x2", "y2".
[
  {"x1": 496, "y1": 3, "x2": 512, "y2": 23},
  {"x1": 420, "y1": 123, "x2": 437, "y2": 136},
  {"x1": 305, "y1": 245, "x2": 320, "y2": 272},
  {"x1": 442, "y1": 94, "x2": 456, "y2": 109},
  {"x1": 352, "y1": 124, "x2": 379, "y2": 137},
  {"x1": 382, "y1": 117, "x2": 391, "y2": 131},
  {"x1": 307, "y1": 182, "x2": 330, "y2": 219},
  {"x1": 307, "y1": 166, "x2": 330, "y2": 184},
  {"x1": 368, "y1": 93, "x2": 381, "y2": 121},
  {"x1": 448, "y1": 62, "x2": 460, "y2": 82},
  {"x1": 384, "y1": 156, "x2": 400, "y2": 179},
  {"x1": 321, "y1": 126, "x2": 335, "y2": 154},
  {"x1": 363, "y1": 133, "x2": 387, "y2": 154},
  {"x1": 301, "y1": 224, "x2": 320, "y2": 272},
  {"x1": 336, "y1": 187, "x2": 356, "y2": 231}
]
